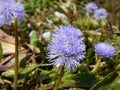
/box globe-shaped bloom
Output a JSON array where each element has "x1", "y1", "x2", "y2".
[
  {"x1": 94, "y1": 42, "x2": 115, "y2": 58},
  {"x1": 93, "y1": 8, "x2": 108, "y2": 20},
  {"x1": 0, "y1": 0, "x2": 24, "y2": 26},
  {"x1": 85, "y1": 2, "x2": 98, "y2": 13},
  {"x1": 47, "y1": 25, "x2": 86, "y2": 71}
]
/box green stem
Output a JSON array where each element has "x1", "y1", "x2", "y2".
[
  {"x1": 53, "y1": 66, "x2": 64, "y2": 90},
  {"x1": 92, "y1": 56, "x2": 101, "y2": 72},
  {"x1": 92, "y1": 57, "x2": 101, "y2": 73},
  {"x1": 13, "y1": 16, "x2": 19, "y2": 90}
]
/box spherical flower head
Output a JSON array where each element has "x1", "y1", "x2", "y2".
[
  {"x1": 94, "y1": 42, "x2": 115, "y2": 58},
  {"x1": 47, "y1": 25, "x2": 86, "y2": 71},
  {"x1": 0, "y1": 0, "x2": 25, "y2": 26},
  {"x1": 85, "y1": 2, "x2": 98, "y2": 13},
  {"x1": 93, "y1": 8, "x2": 108, "y2": 20}
]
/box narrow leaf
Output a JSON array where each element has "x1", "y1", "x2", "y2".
[{"x1": 90, "y1": 71, "x2": 118, "y2": 90}]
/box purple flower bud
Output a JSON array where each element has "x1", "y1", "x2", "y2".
[
  {"x1": 47, "y1": 25, "x2": 86, "y2": 71},
  {"x1": 93, "y1": 8, "x2": 108, "y2": 20},
  {"x1": 0, "y1": 0, "x2": 24, "y2": 26},
  {"x1": 85, "y1": 2, "x2": 98, "y2": 13},
  {"x1": 94, "y1": 42, "x2": 115, "y2": 58}
]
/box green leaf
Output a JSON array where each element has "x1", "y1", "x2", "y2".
[
  {"x1": 29, "y1": 30, "x2": 38, "y2": 46},
  {"x1": 90, "y1": 71, "x2": 118, "y2": 90},
  {"x1": 109, "y1": 84, "x2": 120, "y2": 90},
  {"x1": 39, "y1": 69, "x2": 55, "y2": 82},
  {"x1": 72, "y1": 72, "x2": 99, "y2": 89},
  {"x1": 97, "y1": 84, "x2": 120, "y2": 90},
  {"x1": 24, "y1": 0, "x2": 35, "y2": 13},
  {"x1": 2, "y1": 69, "x2": 14, "y2": 78},
  {"x1": 1, "y1": 64, "x2": 36, "y2": 80},
  {"x1": 18, "y1": 64, "x2": 36, "y2": 80}
]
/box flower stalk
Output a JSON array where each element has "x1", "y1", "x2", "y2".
[
  {"x1": 54, "y1": 66, "x2": 64, "y2": 90},
  {"x1": 91, "y1": 54, "x2": 101, "y2": 73},
  {"x1": 13, "y1": 16, "x2": 19, "y2": 90},
  {"x1": 92, "y1": 58, "x2": 101, "y2": 73}
]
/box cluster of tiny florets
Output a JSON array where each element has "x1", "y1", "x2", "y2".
[
  {"x1": 94, "y1": 42, "x2": 115, "y2": 58},
  {"x1": 47, "y1": 25, "x2": 86, "y2": 71},
  {"x1": 85, "y1": 2, "x2": 108, "y2": 20},
  {"x1": 0, "y1": 0, "x2": 24, "y2": 26},
  {"x1": 93, "y1": 8, "x2": 108, "y2": 20},
  {"x1": 85, "y1": 2, "x2": 98, "y2": 13}
]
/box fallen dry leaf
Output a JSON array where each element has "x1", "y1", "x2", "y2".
[
  {"x1": 1, "y1": 41, "x2": 15, "y2": 55},
  {"x1": 0, "y1": 64, "x2": 10, "y2": 71},
  {"x1": 0, "y1": 29, "x2": 24, "y2": 55},
  {"x1": 25, "y1": 43, "x2": 40, "y2": 54},
  {"x1": 0, "y1": 29, "x2": 15, "y2": 44}
]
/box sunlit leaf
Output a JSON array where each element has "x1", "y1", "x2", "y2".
[{"x1": 90, "y1": 72, "x2": 118, "y2": 90}]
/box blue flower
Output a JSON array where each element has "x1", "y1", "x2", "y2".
[
  {"x1": 93, "y1": 8, "x2": 108, "y2": 20},
  {"x1": 47, "y1": 25, "x2": 86, "y2": 71},
  {"x1": 85, "y1": 2, "x2": 98, "y2": 13},
  {"x1": 94, "y1": 42, "x2": 115, "y2": 58},
  {"x1": 0, "y1": 0, "x2": 24, "y2": 26}
]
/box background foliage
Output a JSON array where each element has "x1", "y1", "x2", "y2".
[{"x1": 0, "y1": 0, "x2": 120, "y2": 90}]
